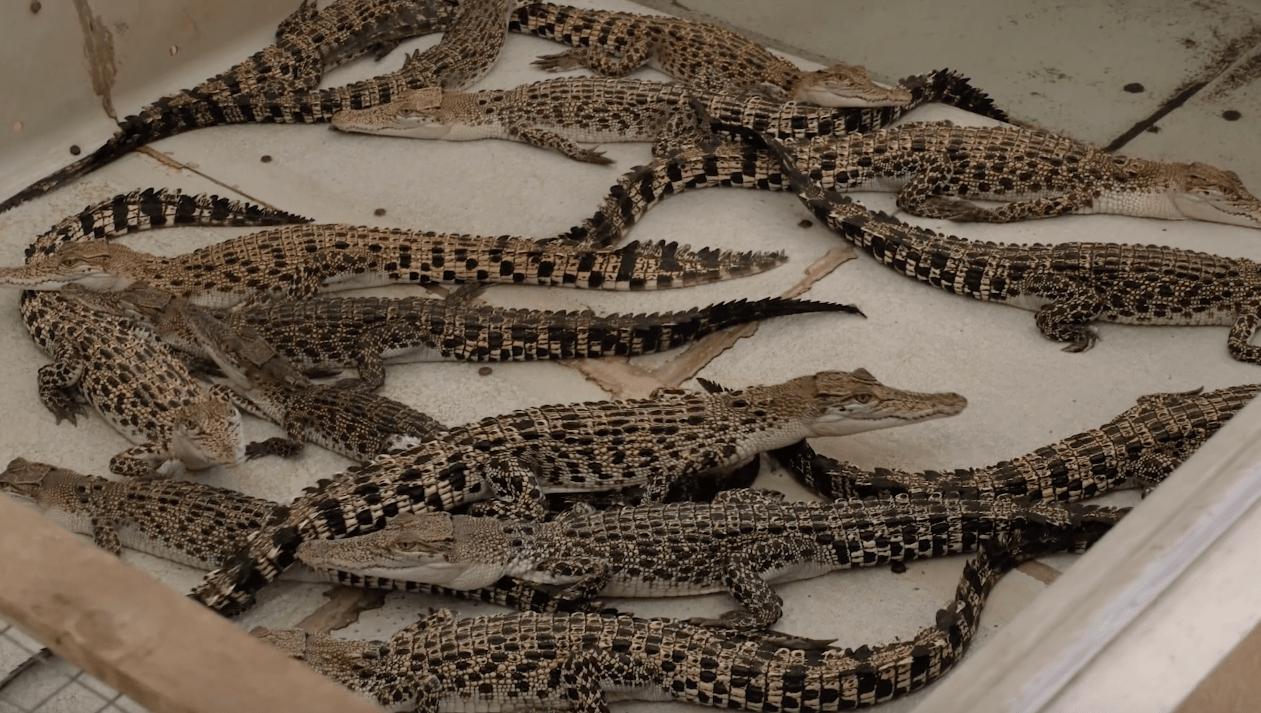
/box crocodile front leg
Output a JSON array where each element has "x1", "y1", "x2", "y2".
[
  {"x1": 109, "y1": 444, "x2": 171, "y2": 478},
  {"x1": 915, "y1": 191, "x2": 1096, "y2": 223},
  {"x1": 91, "y1": 518, "x2": 124, "y2": 555},
  {"x1": 1227, "y1": 311, "x2": 1261, "y2": 363},
  {"x1": 532, "y1": 43, "x2": 653, "y2": 77},
  {"x1": 506, "y1": 124, "x2": 613, "y2": 164},
  {"x1": 466, "y1": 457, "x2": 549, "y2": 521},
  {"x1": 37, "y1": 359, "x2": 88, "y2": 424}
]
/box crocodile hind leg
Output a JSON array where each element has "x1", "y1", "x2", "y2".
[
  {"x1": 687, "y1": 539, "x2": 816, "y2": 631},
  {"x1": 466, "y1": 457, "x2": 549, "y2": 520},
  {"x1": 1227, "y1": 311, "x2": 1261, "y2": 363},
  {"x1": 532, "y1": 43, "x2": 653, "y2": 77},
  {"x1": 506, "y1": 124, "x2": 614, "y2": 165}
]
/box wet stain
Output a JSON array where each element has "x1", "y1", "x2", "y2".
[
  {"x1": 1123, "y1": 82, "x2": 1146, "y2": 93},
  {"x1": 1182, "y1": 37, "x2": 1198, "y2": 49},
  {"x1": 1223, "y1": 110, "x2": 1242, "y2": 121},
  {"x1": 71, "y1": 0, "x2": 118, "y2": 120}
]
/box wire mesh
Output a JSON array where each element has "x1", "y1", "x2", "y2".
[{"x1": 0, "y1": 619, "x2": 148, "y2": 713}]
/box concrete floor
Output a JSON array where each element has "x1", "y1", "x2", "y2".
[{"x1": 1, "y1": 0, "x2": 1261, "y2": 711}]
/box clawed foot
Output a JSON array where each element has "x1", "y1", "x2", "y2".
[
  {"x1": 532, "y1": 50, "x2": 584, "y2": 72},
  {"x1": 919, "y1": 196, "x2": 995, "y2": 222},
  {"x1": 1061, "y1": 329, "x2": 1099, "y2": 353},
  {"x1": 574, "y1": 148, "x2": 614, "y2": 165},
  {"x1": 42, "y1": 395, "x2": 87, "y2": 426}
]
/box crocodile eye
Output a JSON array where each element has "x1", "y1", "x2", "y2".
[{"x1": 851, "y1": 394, "x2": 874, "y2": 404}]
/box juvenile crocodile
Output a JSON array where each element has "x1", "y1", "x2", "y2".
[
  {"x1": 63, "y1": 284, "x2": 449, "y2": 462},
  {"x1": 16, "y1": 190, "x2": 309, "y2": 476},
  {"x1": 189, "y1": 370, "x2": 969, "y2": 614},
  {"x1": 295, "y1": 488, "x2": 1127, "y2": 630},
  {"x1": 255, "y1": 517, "x2": 1118, "y2": 712},
  {"x1": 509, "y1": 2, "x2": 912, "y2": 107},
  {"x1": 772, "y1": 384, "x2": 1261, "y2": 503},
  {"x1": 0, "y1": 0, "x2": 462, "y2": 214},
  {"x1": 560, "y1": 124, "x2": 1261, "y2": 249},
  {"x1": 0, "y1": 458, "x2": 602, "y2": 612},
  {"x1": 711, "y1": 121, "x2": 1261, "y2": 362},
  {"x1": 201, "y1": 292, "x2": 860, "y2": 390},
  {"x1": 329, "y1": 70, "x2": 1006, "y2": 165},
  {"x1": 0, "y1": 228, "x2": 786, "y2": 309}
]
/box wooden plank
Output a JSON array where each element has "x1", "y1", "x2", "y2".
[
  {"x1": 1173, "y1": 617, "x2": 1261, "y2": 713},
  {"x1": 0, "y1": 495, "x2": 380, "y2": 713}
]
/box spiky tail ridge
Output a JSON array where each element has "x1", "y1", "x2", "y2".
[
  {"x1": 533, "y1": 239, "x2": 786, "y2": 290},
  {"x1": 25, "y1": 188, "x2": 311, "y2": 262}
]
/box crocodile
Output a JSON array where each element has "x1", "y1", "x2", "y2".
[
  {"x1": 771, "y1": 384, "x2": 1261, "y2": 503},
  {"x1": 328, "y1": 70, "x2": 1006, "y2": 165},
  {"x1": 188, "y1": 369, "x2": 969, "y2": 614},
  {"x1": 185, "y1": 292, "x2": 861, "y2": 390},
  {"x1": 61, "y1": 283, "x2": 449, "y2": 462},
  {"x1": 254, "y1": 516, "x2": 1119, "y2": 712},
  {"x1": 0, "y1": 0, "x2": 462, "y2": 214},
  {"x1": 694, "y1": 117, "x2": 1261, "y2": 362},
  {"x1": 0, "y1": 457, "x2": 605, "y2": 612},
  {"x1": 295, "y1": 488, "x2": 1127, "y2": 630},
  {"x1": 559, "y1": 125, "x2": 1261, "y2": 250},
  {"x1": 0, "y1": 227, "x2": 786, "y2": 309},
  {"x1": 509, "y1": 2, "x2": 912, "y2": 107},
  {"x1": 15, "y1": 190, "x2": 310, "y2": 476}
]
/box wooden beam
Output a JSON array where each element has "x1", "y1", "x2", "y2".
[{"x1": 0, "y1": 494, "x2": 380, "y2": 713}]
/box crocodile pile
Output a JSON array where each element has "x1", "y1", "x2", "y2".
[{"x1": 0, "y1": 1, "x2": 1257, "y2": 711}]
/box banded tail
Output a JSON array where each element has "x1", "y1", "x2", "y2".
[
  {"x1": 25, "y1": 188, "x2": 311, "y2": 262},
  {"x1": 537, "y1": 239, "x2": 786, "y2": 290}
]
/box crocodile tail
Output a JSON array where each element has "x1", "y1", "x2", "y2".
[
  {"x1": 903, "y1": 68, "x2": 1010, "y2": 124},
  {"x1": 25, "y1": 188, "x2": 311, "y2": 262},
  {"x1": 632, "y1": 297, "x2": 864, "y2": 350},
  {"x1": 559, "y1": 142, "x2": 772, "y2": 249},
  {"x1": 190, "y1": 522, "x2": 302, "y2": 615},
  {"x1": 0, "y1": 101, "x2": 234, "y2": 215},
  {"x1": 540, "y1": 240, "x2": 786, "y2": 290},
  {"x1": 930, "y1": 514, "x2": 1118, "y2": 671}
]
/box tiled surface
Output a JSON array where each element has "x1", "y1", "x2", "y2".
[{"x1": 0, "y1": 0, "x2": 1259, "y2": 711}]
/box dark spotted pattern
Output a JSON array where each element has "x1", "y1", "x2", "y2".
[
  {"x1": 437, "y1": 488, "x2": 1125, "y2": 630},
  {"x1": 222, "y1": 295, "x2": 861, "y2": 390},
  {"x1": 0, "y1": 460, "x2": 601, "y2": 614},
  {"x1": 560, "y1": 72, "x2": 1010, "y2": 247},
  {"x1": 744, "y1": 127, "x2": 1261, "y2": 360},
  {"x1": 0, "y1": 0, "x2": 462, "y2": 213},
  {"x1": 190, "y1": 370, "x2": 962, "y2": 614},
  {"x1": 775, "y1": 384, "x2": 1261, "y2": 503},
  {"x1": 36, "y1": 227, "x2": 786, "y2": 308},
  {"x1": 261, "y1": 517, "x2": 1119, "y2": 712},
  {"x1": 16, "y1": 191, "x2": 307, "y2": 475}
]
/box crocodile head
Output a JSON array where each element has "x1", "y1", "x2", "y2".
[
  {"x1": 1168, "y1": 162, "x2": 1261, "y2": 229},
  {"x1": 296, "y1": 511, "x2": 512, "y2": 589},
  {"x1": 252, "y1": 627, "x2": 379, "y2": 695},
  {"x1": 0, "y1": 458, "x2": 102, "y2": 524},
  {"x1": 792, "y1": 64, "x2": 913, "y2": 108},
  {"x1": 167, "y1": 388, "x2": 246, "y2": 470},
  {"x1": 330, "y1": 87, "x2": 456, "y2": 138},
  {"x1": 806, "y1": 368, "x2": 967, "y2": 436},
  {"x1": 0, "y1": 241, "x2": 145, "y2": 291}
]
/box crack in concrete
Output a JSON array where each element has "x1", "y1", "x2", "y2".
[
  {"x1": 71, "y1": 0, "x2": 118, "y2": 120},
  {"x1": 1106, "y1": 24, "x2": 1261, "y2": 152}
]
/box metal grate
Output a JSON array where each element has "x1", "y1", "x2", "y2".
[{"x1": 0, "y1": 620, "x2": 148, "y2": 713}]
